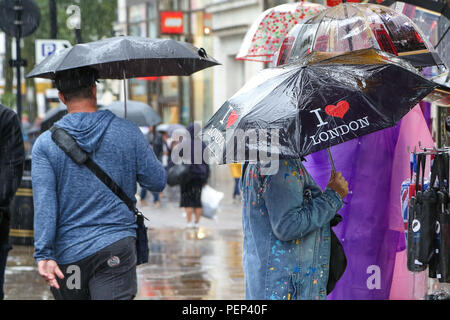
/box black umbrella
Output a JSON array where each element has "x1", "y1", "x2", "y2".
[
  {"x1": 26, "y1": 36, "x2": 220, "y2": 80},
  {"x1": 40, "y1": 103, "x2": 68, "y2": 133},
  {"x1": 100, "y1": 100, "x2": 162, "y2": 127},
  {"x1": 26, "y1": 36, "x2": 220, "y2": 119},
  {"x1": 202, "y1": 49, "x2": 436, "y2": 164}
]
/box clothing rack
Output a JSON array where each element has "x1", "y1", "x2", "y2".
[
  {"x1": 404, "y1": 143, "x2": 450, "y2": 299},
  {"x1": 407, "y1": 141, "x2": 450, "y2": 155}
]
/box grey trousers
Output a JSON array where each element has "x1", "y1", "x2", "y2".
[{"x1": 51, "y1": 236, "x2": 137, "y2": 300}]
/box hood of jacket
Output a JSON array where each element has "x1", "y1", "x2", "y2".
[{"x1": 54, "y1": 109, "x2": 115, "y2": 153}]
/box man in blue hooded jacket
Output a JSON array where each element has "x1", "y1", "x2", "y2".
[{"x1": 32, "y1": 67, "x2": 166, "y2": 300}]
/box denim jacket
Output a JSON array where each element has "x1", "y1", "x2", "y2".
[{"x1": 241, "y1": 159, "x2": 342, "y2": 300}]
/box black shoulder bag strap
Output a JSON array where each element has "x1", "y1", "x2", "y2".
[{"x1": 49, "y1": 126, "x2": 149, "y2": 265}]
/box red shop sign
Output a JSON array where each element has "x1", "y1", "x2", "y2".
[
  {"x1": 326, "y1": 0, "x2": 361, "y2": 6},
  {"x1": 160, "y1": 11, "x2": 184, "y2": 34}
]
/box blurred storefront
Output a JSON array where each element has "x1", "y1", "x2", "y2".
[{"x1": 122, "y1": 0, "x2": 215, "y2": 125}]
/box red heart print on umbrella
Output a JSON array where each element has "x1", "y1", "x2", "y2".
[
  {"x1": 227, "y1": 110, "x2": 239, "y2": 128},
  {"x1": 325, "y1": 100, "x2": 349, "y2": 119}
]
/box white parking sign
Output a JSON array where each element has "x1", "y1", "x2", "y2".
[{"x1": 35, "y1": 39, "x2": 72, "y2": 64}]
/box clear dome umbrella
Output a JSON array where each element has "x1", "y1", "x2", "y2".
[
  {"x1": 275, "y1": 2, "x2": 446, "y2": 69},
  {"x1": 385, "y1": 1, "x2": 450, "y2": 71}
]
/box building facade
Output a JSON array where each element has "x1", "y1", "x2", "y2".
[{"x1": 116, "y1": 0, "x2": 215, "y2": 126}]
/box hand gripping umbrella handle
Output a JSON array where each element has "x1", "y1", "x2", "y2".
[{"x1": 327, "y1": 147, "x2": 352, "y2": 204}]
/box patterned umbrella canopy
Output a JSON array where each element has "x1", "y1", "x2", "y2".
[{"x1": 236, "y1": 1, "x2": 325, "y2": 63}]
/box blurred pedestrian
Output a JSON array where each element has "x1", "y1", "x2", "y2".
[
  {"x1": 161, "y1": 129, "x2": 171, "y2": 168},
  {"x1": 140, "y1": 125, "x2": 164, "y2": 208},
  {"x1": 0, "y1": 104, "x2": 25, "y2": 300},
  {"x1": 241, "y1": 160, "x2": 348, "y2": 300},
  {"x1": 180, "y1": 123, "x2": 209, "y2": 229},
  {"x1": 229, "y1": 163, "x2": 242, "y2": 202},
  {"x1": 32, "y1": 67, "x2": 166, "y2": 300}
]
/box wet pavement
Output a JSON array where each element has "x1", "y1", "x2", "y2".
[{"x1": 3, "y1": 185, "x2": 245, "y2": 300}]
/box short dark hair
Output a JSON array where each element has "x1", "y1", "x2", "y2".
[{"x1": 54, "y1": 67, "x2": 99, "y2": 102}]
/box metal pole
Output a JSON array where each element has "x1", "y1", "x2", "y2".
[
  {"x1": 49, "y1": 0, "x2": 57, "y2": 39},
  {"x1": 188, "y1": 0, "x2": 194, "y2": 124},
  {"x1": 434, "y1": 25, "x2": 449, "y2": 50},
  {"x1": 14, "y1": 0, "x2": 23, "y2": 123},
  {"x1": 75, "y1": 28, "x2": 82, "y2": 44}
]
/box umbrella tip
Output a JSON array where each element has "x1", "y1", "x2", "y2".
[{"x1": 198, "y1": 48, "x2": 208, "y2": 58}]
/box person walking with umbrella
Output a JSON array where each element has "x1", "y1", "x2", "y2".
[
  {"x1": 179, "y1": 123, "x2": 210, "y2": 229},
  {"x1": 31, "y1": 67, "x2": 166, "y2": 300}
]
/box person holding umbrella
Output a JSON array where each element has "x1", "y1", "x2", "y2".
[
  {"x1": 203, "y1": 48, "x2": 436, "y2": 299},
  {"x1": 31, "y1": 67, "x2": 166, "y2": 300},
  {"x1": 242, "y1": 159, "x2": 348, "y2": 300}
]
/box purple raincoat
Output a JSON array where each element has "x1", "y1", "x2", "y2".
[{"x1": 304, "y1": 105, "x2": 434, "y2": 299}]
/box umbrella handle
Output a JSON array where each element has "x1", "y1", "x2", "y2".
[
  {"x1": 327, "y1": 147, "x2": 336, "y2": 172},
  {"x1": 328, "y1": 147, "x2": 352, "y2": 204}
]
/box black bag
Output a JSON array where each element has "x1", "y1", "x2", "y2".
[
  {"x1": 437, "y1": 153, "x2": 450, "y2": 282},
  {"x1": 429, "y1": 154, "x2": 442, "y2": 278},
  {"x1": 438, "y1": 202, "x2": 450, "y2": 282},
  {"x1": 167, "y1": 164, "x2": 190, "y2": 186},
  {"x1": 407, "y1": 153, "x2": 428, "y2": 272},
  {"x1": 50, "y1": 126, "x2": 149, "y2": 265},
  {"x1": 327, "y1": 214, "x2": 347, "y2": 294},
  {"x1": 418, "y1": 153, "x2": 438, "y2": 266}
]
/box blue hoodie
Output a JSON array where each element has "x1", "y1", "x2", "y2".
[{"x1": 32, "y1": 109, "x2": 166, "y2": 264}]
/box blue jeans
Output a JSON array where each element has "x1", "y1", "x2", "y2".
[
  {"x1": 0, "y1": 244, "x2": 11, "y2": 300},
  {"x1": 233, "y1": 178, "x2": 240, "y2": 198},
  {"x1": 140, "y1": 188, "x2": 160, "y2": 203}
]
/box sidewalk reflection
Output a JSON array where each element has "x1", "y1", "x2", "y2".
[{"x1": 4, "y1": 227, "x2": 244, "y2": 300}]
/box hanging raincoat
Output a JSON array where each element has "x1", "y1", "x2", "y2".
[{"x1": 241, "y1": 159, "x2": 342, "y2": 300}]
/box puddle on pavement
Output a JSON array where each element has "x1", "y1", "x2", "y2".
[
  {"x1": 4, "y1": 228, "x2": 244, "y2": 300},
  {"x1": 136, "y1": 227, "x2": 244, "y2": 300}
]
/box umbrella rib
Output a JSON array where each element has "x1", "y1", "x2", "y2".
[
  {"x1": 234, "y1": 67, "x2": 303, "y2": 123},
  {"x1": 310, "y1": 9, "x2": 331, "y2": 54}
]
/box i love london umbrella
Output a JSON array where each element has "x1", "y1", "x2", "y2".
[
  {"x1": 236, "y1": 1, "x2": 325, "y2": 63},
  {"x1": 202, "y1": 48, "x2": 436, "y2": 164}
]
